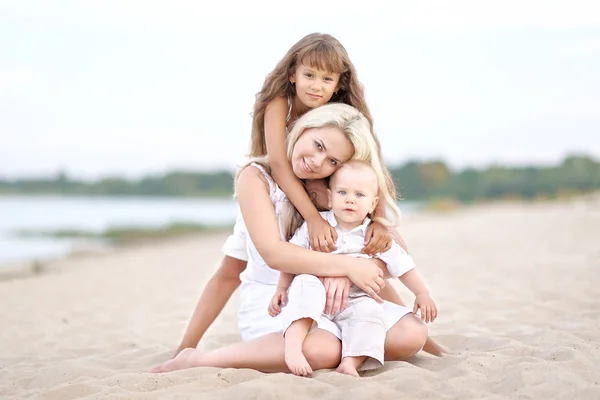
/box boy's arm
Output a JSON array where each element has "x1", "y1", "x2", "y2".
[
  {"x1": 276, "y1": 272, "x2": 295, "y2": 290},
  {"x1": 398, "y1": 269, "x2": 429, "y2": 296},
  {"x1": 376, "y1": 241, "x2": 416, "y2": 279},
  {"x1": 400, "y1": 268, "x2": 437, "y2": 323}
]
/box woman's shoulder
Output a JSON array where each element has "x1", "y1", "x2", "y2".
[{"x1": 237, "y1": 164, "x2": 272, "y2": 192}]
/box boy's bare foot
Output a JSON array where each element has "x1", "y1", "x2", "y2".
[
  {"x1": 335, "y1": 357, "x2": 363, "y2": 377},
  {"x1": 151, "y1": 348, "x2": 201, "y2": 373},
  {"x1": 284, "y1": 347, "x2": 313, "y2": 377}
]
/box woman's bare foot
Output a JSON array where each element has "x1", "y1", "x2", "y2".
[
  {"x1": 284, "y1": 347, "x2": 313, "y2": 377},
  {"x1": 151, "y1": 348, "x2": 202, "y2": 373},
  {"x1": 423, "y1": 337, "x2": 446, "y2": 357},
  {"x1": 335, "y1": 356, "x2": 363, "y2": 377}
]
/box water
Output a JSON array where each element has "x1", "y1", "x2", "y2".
[
  {"x1": 0, "y1": 196, "x2": 420, "y2": 266},
  {"x1": 0, "y1": 196, "x2": 239, "y2": 265}
]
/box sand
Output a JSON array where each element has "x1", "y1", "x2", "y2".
[{"x1": 1, "y1": 199, "x2": 599, "y2": 399}]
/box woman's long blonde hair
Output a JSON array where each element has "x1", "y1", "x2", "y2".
[
  {"x1": 238, "y1": 103, "x2": 401, "y2": 240},
  {"x1": 248, "y1": 32, "x2": 397, "y2": 202}
]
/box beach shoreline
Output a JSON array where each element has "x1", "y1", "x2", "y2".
[{"x1": 1, "y1": 198, "x2": 599, "y2": 399}]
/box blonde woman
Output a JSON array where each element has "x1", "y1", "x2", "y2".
[{"x1": 153, "y1": 104, "x2": 430, "y2": 374}]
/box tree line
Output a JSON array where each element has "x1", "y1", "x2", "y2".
[{"x1": 1, "y1": 154, "x2": 598, "y2": 202}]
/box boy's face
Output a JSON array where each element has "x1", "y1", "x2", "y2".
[{"x1": 328, "y1": 166, "x2": 379, "y2": 226}]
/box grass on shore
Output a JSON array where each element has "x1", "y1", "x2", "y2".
[{"x1": 14, "y1": 222, "x2": 231, "y2": 245}]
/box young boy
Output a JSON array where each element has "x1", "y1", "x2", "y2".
[{"x1": 269, "y1": 160, "x2": 438, "y2": 377}]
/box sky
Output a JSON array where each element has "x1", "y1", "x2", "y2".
[{"x1": 1, "y1": 0, "x2": 599, "y2": 179}]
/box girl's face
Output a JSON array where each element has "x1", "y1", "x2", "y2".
[
  {"x1": 290, "y1": 63, "x2": 340, "y2": 109},
  {"x1": 291, "y1": 125, "x2": 354, "y2": 180}
]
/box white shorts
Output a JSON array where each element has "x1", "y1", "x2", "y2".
[
  {"x1": 238, "y1": 275, "x2": 413, "y2": 343},
  {"x1": 221, "y1": 211, "x2": 248, "y2": 262}
]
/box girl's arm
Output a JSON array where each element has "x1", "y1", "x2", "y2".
[
  {"x1": 174, "y1": 256, "x2": 246, "y2": 356},
  {"x1": 237, "y1": 166, "x2": 385, "y2": 297},
  {"x1": 264, "y1": 97, "x2": 337, "y2": 252}
]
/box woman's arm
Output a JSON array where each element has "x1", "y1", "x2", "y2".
[
  {"x1": 264, "y1": 98, "x2": 336, "y2": 251},
  {"x1": 237, "y1": 166, "x2": 385, "y2": 296}
]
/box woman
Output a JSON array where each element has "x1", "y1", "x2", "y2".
[{"x1": 153, "y1": 104, "x2": 437, "y2": 373}]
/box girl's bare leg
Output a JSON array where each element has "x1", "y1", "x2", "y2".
[
  {"x1": 152, "y1": 328, "x2": 341, "y2": 373},
  {"x1": 174, "y1": 256, "x2": 246, "y2": 356}
]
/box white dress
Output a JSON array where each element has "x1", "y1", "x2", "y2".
[{"x1": 236, "y1": 164, "x2": 413, "y2": 342}]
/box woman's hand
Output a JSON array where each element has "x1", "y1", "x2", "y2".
[
  {"x1": 308, "y1": 216, "x2": 338, "y2": 253},
  {"x1": 322, "y1": 277, "x2": 351, "y2": 315},
  {"x1": 363, "y1": 221, "x2": 393, "y2": 255},
  {"x1": 346, "y1": 258, "x2": 385, "y2": 302}
]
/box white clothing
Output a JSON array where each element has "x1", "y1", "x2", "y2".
[
  {"x1": 235, "y1": 164, "x2": 413, "y2": 345},
  {"x1": 331, "y1": 295, "x2": 386, "y2": 370},
  {"x1": 221, "y1": 95, "x2": 293, "y2": 261},
  {"x1": 222, "y1": 212, "x2": 248, "y2": 261},
  {"x1": 289, "y1": 210, "x2": 416, "y2": 283},
  {"x1": 286, "y1": 210, "x2": 416, "y2": 370}
]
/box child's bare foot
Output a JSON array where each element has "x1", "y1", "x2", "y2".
[
  {"x1": 335, "y1": 356, "x2": 363, "y2": 377},
  {"x1": 284, "y1": 348, "x2": 313, "y2": 377},
  {"x1": 150, "y1": 348, "x2": 202, "y2": 373}
]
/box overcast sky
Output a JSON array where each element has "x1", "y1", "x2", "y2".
[{"x1": 1, "y1": 0, "x2": 599, "y2": 179}]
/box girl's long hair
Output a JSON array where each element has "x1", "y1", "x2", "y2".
[{"x1": 249, "y1": 32, "x2": 397, "y2": 201}]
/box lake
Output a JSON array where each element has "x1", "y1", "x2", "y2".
[{"x1": 0, "y1": 196, "x2": 419, "y2": 266}]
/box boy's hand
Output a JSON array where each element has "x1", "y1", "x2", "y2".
[
  {"x1": 268, "y1": 287, "x2": 288, "y2": 317},
  {"x1": 413, "y1": 293, "x2": 438, "y2": 323},
  {"x1": 308, "y1": 216, "x2": 337, "y2": 253},
  {"x1": 363, "y1": 221, "x2": 392, "y2": 255}
]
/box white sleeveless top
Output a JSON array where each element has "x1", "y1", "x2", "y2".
[{"x1": 239, "y1": 163, "x2": 289, "y2": 285}]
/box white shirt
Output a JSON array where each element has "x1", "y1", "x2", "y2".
[{"x1": 289, "y1": 211, "x2": 415, "y2": 279}]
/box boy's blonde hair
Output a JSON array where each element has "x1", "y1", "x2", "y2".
[{"x1": 238, "y1": 103, "x2": 401, "y2": 240}]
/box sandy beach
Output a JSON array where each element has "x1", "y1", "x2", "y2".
[{"x1": 1, "y1": 199, "x2": 599, "y2": 399}]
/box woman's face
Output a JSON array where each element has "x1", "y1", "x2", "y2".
[{"x1": 291, "y1": 125, "x2": 354, "y2": 180}]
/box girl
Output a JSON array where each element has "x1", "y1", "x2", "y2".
[
  {"x1": 153, "y1": 104, "x2": 428, "y2": 374},
  {"x1": 174, "y1": 33, "x2": 443, "y2": 358}
]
